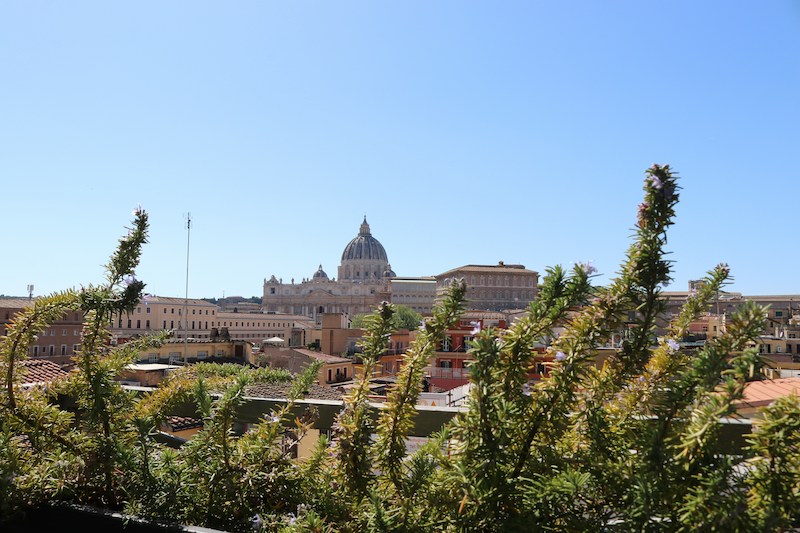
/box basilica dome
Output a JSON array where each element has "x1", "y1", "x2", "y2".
[
  {"x1": 338, "y1": 218, "x2": 391, "y2": 282},
  {"x1": 341, "y1": 218, "x2": 388, "y2": 263}
]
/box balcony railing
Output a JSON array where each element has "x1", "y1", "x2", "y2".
[{"x1": 424, "y1": 366, "x2": 471, "y2": 380}]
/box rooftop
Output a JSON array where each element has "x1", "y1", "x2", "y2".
[
  {"x1": 19, "y1": 359, "x2": 70, "y2": 385},
  {"x1": 735, "y1": 377, "x2": 800, "y2": 411}
]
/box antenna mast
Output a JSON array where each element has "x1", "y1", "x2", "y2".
[{"x1": 183, "y1": 213, "x2": 191, "y2": 363}]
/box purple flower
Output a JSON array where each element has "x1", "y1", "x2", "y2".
[
  {"x1": 555, "y1": 351, "x2": 566, "y2": 362},
  {"x1": 251, "y1": 514, "x2": 263, "y2": 531},
  {"x1": 577, "y1": 261, "x2": 598, "y2": 276},
  {"x1": 638, "y1": 375, "x2": 647, "y2": 384},
  {"x1": 522, "y1": 383, "x2": 532, "y2": 396},
  {"x1": 666, "y1": 339, "x2": 680, "y2": 352},
  {"x1": 649, "y1": 176, "x2": 664, "y2": 190},
  {"x1": 469, "y1": 321, "x2": 481, "y2": 335}
]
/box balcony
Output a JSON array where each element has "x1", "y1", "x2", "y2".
[{"x1": 425, "y1": 366, "x2": 471, "y2": 380}]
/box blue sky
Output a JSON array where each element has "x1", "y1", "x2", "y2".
[{"x1": 2, "y1": 1, "x2": 799, "y2": 299}]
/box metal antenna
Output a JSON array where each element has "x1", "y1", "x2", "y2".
[{"x1": 183, "y1": 213, "x2": 191, "y2": 363}]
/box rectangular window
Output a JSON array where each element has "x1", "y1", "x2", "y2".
[
  {"x1": 127, "y1": 319, "x2": 132, "y2": 328},
  {"x1": 146, "y1": 307, "x2": 151, "y2": 314},
  {"x1": 73, "y1": 344, "x2": 80, "y2": 353},
  {"x1": 136, "y1": 320, "x2": 141, "y2": 329},
  {"x1": 33, "y1": 346, "x2": 39, "y2": 356},
  {"x1": 145, "y1": 320, "x2": 150, "y2": 329},
  {"x1": 61, "y1": 345, "x2": 67, "y2": 355}
]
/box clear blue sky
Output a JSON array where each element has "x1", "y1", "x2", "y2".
[{"x1": 2, "y1": 2, "x2": 799, "y2": 299}]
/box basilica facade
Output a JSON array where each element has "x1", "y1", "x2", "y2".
[{"x1": 262, "y1": 218, "x2": 396, "y2": 321}]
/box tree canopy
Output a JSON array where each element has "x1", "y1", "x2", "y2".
[{"x1": 350, "y1": 304, "x2": 422, "y2": 331}]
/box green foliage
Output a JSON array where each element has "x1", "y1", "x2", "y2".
[
  {"x1": 350, "y1": 304, "x2": 423, "y2": 331},
  {"x1": 4, "y1": 166, "x2": 800, "y2": 532}
]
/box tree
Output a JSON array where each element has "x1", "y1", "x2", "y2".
[{"x1": 351, "y1": 304, "x2": 422, "y2": 331}]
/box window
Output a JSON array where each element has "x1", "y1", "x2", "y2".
[
  {"x1": 464, "y1": 335, "x2": 474, "y2": 349},
  {"x1": 61, "y1": 345, "x2": 67, "y2": 355},
  {"x1": 171, "y1": 308, "x2": 175, "y2": 314},
  {"x1": 136, "y1": 320, "x2": 141, "y2": 329},
  {"x1": 146, "y1": 307, "x2": 151, "y2": 314},
  {"x1": 127, "y1": 319, "x2": 132, "y2": 328},
  {"x1": 170, "y1": 320, "x2": 174, "y2": 329},
  {"x1": 73, "y1": 344, "x2": 80, "y2": 353},
  {"x1": 442, "y1": 336, "x2": 451, "y2": 352},
  {"x1": 33, "y1": 346, "x2": 39, "y2": 356},
  {"x1": 163, "y1": 320, "x2": 167, "y2": 329},
  {"x1": 776, "y1": 311, "x2": 784, "y2": 318},
  {"x1": 149, "y1": 353, "x2": 159, "y2": 363},
  {"x1": 145, "y1": 320, "x2": 150, "y2": 329},
  {"x1": 62, "y1": 329, "x2": 67, "y2": 335},
  {"x1": 197, "y1": 350, "x2": 208, "y2": 360}
]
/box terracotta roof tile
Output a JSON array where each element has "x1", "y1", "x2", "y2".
[
  {"x1": 165, "y1": 416, "x2": 204, "y2": 431},
  {"x1": 737, "y1": 377, "x2": 800, "y2": 410},
  {"x1": 245, "y1": 382, "x2": 344, "y2": 401},
  {"x1": 18, "y1": 359, "x2": 70, "y2": 384}
]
